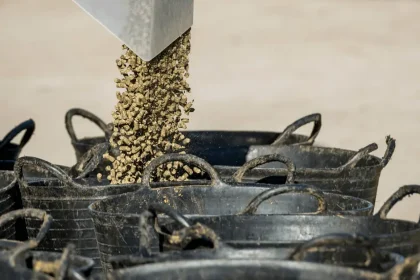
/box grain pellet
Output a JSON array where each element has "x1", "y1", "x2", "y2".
[{"x1": 105, "y1": 31, "x2": 195, "y2": 185}]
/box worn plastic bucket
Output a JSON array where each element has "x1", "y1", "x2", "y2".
[
  {"x1": 88, "y1": 154, "x2": 373, "y2": 272},
  {"x1": 215, "y1": 136, "x2": 395, "y2": 204},
  {"x1": 65, "y1": 108, "x2": 321, "y2": 164}
]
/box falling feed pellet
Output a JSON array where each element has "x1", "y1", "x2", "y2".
[{"x1": 104, "y1": 30, "x2": 195, "y2": 185}]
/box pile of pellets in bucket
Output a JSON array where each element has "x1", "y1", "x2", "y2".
[{"x1": 102, "y1": 30, "x2": 201, "y2": 185}]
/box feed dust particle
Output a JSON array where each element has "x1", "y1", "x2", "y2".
[{"x1": 104, "y1": 30, "x2": 199, "y2": 184}]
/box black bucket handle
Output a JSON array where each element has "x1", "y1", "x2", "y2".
[
  {"x1": 376, "y1": 185, "x2": 420, "y2": 220},
  {"x1": 0, "y1": 209, "x2": 53, "y2": 266},
  {"x1": 65, "y1": 108, "x2": 111, "y2": 143},
  {"x1": 146, "y1": 203, "x2": 220, "y2": 251},
  {"x1": 141, "y1": 154, "x2": 222, "y2": 187},
  {"x1": 238, "y1": 185, "x2": 327, "y2": 215},
  {"x1": 0, "y1": 119, "x2": 35, "y2": 152},
  {"x1": 137, "y1": 204, "x2": 192, "y2": 256},
  {"x1": 54, "y1": 244, "x2": 76, "y2": 280},
  {"x1": 288, "y1": 233, "x2": 378, "y2": 268},
  {"x1": 271, "y1": 113, "x2": 322, "y2": 146},
  {"x1": 379, "y1": 135, "x2": 396, "y2": 168},
  {"x1": 14, "y1": 157, "x2": 84, "y2": 190},
  {"x1": 69, "y1": 142, "x2": 110, "y2": 179},
  {"x1": 337, "y1": 136, "x2": 396, "y2": 172},
  {"x1": 232, "y1": 154, "x2": 295, "y2": 183},
  {"x1": 148, "y1": 203, "x2": 192, "y2": 229}
]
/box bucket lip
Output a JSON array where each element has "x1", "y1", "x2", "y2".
[
  {"x1": 110, "y1": 248, "x2": 404, "y2": 274},
  {"x1": 110, "y1": 258, "x2": 381, "y2": 277},
  {"x1": 246, "y1": 145, "x2": 384, "y2": 170},
  {"x1": 215, "y1": 165, "x2": 382, "y2": 176},
  {"x1": 87, "y1": 185, "x2": 374, "y2": 218},
  {"x1": 19, "y1": 178, "x2": 208, "y2": 193},
  {"x1": 73, "y1": 130, "x2": 309, "y2": 145},
  {"x1": 183, "y1": 130, "x2": 307, "y2": 137},
  {"x1": 72, "y1": 137, "x2": 106, "y2": 147},
  {"x1": 19, "y1": 177, "x2": 138, "y2": 191}
]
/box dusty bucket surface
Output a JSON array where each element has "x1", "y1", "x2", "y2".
[
  {"x1": 65, "y1": 108, "x2": 322, "y2": 164},
  {"x1": 214, "y1": 136, "x2": 396, "y2": 204},
  {"x1": 88, "y1": 154, "x2": 373, "y2": 272},
  {"x1": 13, "y1": 157, "x2": 140, "y2": 272}
]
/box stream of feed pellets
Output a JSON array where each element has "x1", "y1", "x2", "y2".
[{"x1": 103, "y1": 30, "x2": 199, "y2": 184}]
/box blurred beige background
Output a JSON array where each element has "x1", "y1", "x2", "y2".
[{"x1": 0, "y1": 0, "x2": 419, "y2": 219}]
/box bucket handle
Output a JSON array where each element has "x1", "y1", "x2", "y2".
[
  {"x1": 147, "y1": 203, "x2": 191, "y2": 230},
  {"x1": 0, "y1": 209, "x2": 53, "y2": 266},
  {"x1": 14, "y1": 157, "x2": 83, "y2": 190},
  {"x1": 146, "y1": 203, "x2": 220, "y2": 251},
  {"x1": 141, "y1": 154, "x2": 222, "y2": 187},
  {"x1": 288, "y1": 233, "x2": 378, "y2": 268},
  {"x1": 271, "y1": 113, "x2": 322, "y2": 146},
  {"x1": 65, "y1": 108, "x2": 111, "y2": 143},
  {"x1": 11, "y1": 243, "x2": 76, "y2": 280},
  {"x1": 138, "y1": 204, "x2": 191, "y2": 256},
  {"x1": 54, "y1": 244, "x2": 76, "y2": 280},
  {"x1": 376, "y1": 185, "x2": 420, "y2": 220},
  {"x1": 379, "y1": 135, "x2": 396, "y2": 168},
  {"x1": 238, "y1": 185, "x2": 327, "y2": 215},
  {"x1": 69, "y1": 142, "x2": 110, "y2": 179},
  {"x1": 386, "y1": 253, "x2": 420, "y2": 279},
  {"x1": 232, "y1": 154, "x2": 295, "y2": 183},
  {"x1": 337, "y1": 136, "x2": 396, "y2": 172},
  {"x1": 0, "y1": 119, "x2": 35, "y2": 152}
]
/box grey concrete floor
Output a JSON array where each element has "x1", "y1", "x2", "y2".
[{"x1": 0, "y1": 0, "x2": 420, "y2": 219}]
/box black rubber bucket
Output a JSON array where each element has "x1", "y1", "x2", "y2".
[
  {"x1": 158, "y1": 185, "x2": 420, "y2": 260},
  {"x1": 88, "y1": 154, "x2": 373, "y2": 272},
  {"x1": 111, "y1": 211, "x2": 413, "y2": 279},
  {"x1": 0, "y1": 119, "x2": 35, "y2": 161},
  {"x1": 65, "y1": 108, "x2": 321, "y2": 163},
  {"x1": 93, "y1": 254, "x2": 420, "y2": 280},
  {"x1": 110, "y1": 216, "x2": 405, "y2": 275},
  {"x1": 13, "y1": 157, "x2": 140, "y2": 272},
  {"x1": 184, "y1": 113, "x2": 322, "y2": 166},
  {"x1": 0, "y1": 209, "x2": 94, "y2": 279},
  {"x1": 214, "y1": 136, "x2": 396, "y2": 204},
  {"x1": 0, "y1": 142, "x2": 109, "y2": 243}
]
